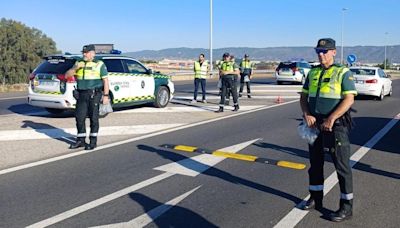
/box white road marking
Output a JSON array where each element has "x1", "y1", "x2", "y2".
[
  {"x1": 0, "y1": 100, "x2": 297, "y2": 176},
  {"x1": 0, "y1": 124, "x2": 185, "y2": 141},
  {"x1": 91, "y1": 186, "x2": 202, "y2": 228},
  {"x1": 274, "y1": 112, "x2": 400, "y2": 228},
  {"x1": 117, "y1": 105, "x2": 263, "y2": 113},
  {"x1": 154, "y1": 138, "x2": 260, "y2": 176},
  {"x1": 27, "y1": 139, "x2": 258, "y2": 227},
  {"x1": 173, "y1": 95, "x2": 299, "y2": 100}
]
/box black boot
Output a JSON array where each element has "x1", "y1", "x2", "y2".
[
  {"x1": 233, "y1": 105, "x2": 239, "y2": 112},
  {"x1": 70, "y1": 137, "x2": 86, "y2": 149},
  {"x1": 301, "y1": 198, "x2": 323, "y2": 210},
  {"x1": 330, "y1": 200, "x2": 353, "y2": 222},
  {"x1": 85, "y1": 137, "x2": 97, "y2": 150},
  {"x1": 215, "y1": 107, "x2": 224, "y2": 113},
  {"x1": 301, "y1": 191, "x2": 323, "y2": 210}
]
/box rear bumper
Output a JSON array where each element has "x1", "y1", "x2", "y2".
[
  {"x1": 28, "y1": 84, "x2": 76, "y2": 109},
  {"x1": 355, "y1": 84, "x2": 381, "y2": 97}
]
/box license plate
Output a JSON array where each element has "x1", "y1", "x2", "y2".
[
  {"x1": 35, "y1": 80, "x2": 60, "y2": 92},
  {"x1": 38, "y1": 81, "x2": 57, "y2": 86},
  {"x1": 355, "y1": 80, "x2": 364, "y2": 84}
]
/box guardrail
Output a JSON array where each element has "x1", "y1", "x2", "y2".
[{"x1": 168, "y1": 69, "x2": 275, "y2": 77}]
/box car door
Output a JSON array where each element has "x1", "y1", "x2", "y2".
[
  {"x1": 123, "y1": 59, "x2": 155, "y2": 100},
  {"x1": 378, "y1": 69, "x2": 390, "y2": 95},
  {"x1": 102, "y1": 58, "x2": 132, "y2": 102}
]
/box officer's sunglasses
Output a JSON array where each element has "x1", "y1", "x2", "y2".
[{"x1": 315, "y1": 49, "x2": 329, "y2": 54}]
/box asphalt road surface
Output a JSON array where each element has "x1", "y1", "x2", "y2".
[{"x1": 0, "y1": 78, "x2": 399, "y2": 227}]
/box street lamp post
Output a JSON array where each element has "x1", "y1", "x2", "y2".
[
  {"x1": 209, "y1": 0, "x2": 213, "y2": 75},
  {"x1": 341, "y1": 8, "x2": 348, "y2": 65},
  {"x1": 384, "y1": 32, "x2": 388, "y2": 70}
]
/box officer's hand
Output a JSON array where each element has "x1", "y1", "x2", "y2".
[
  {"x1": 321, "y1": 117, "x2": 335, "y2": 132},
  {"x1": 102, "y1": 96, "x2": 110, "y2": 104},
  {"x1": 304, "y1": 114, "x2": 317, "y2": 128},
  {"x1": 76, "y1": 62, "x2": 85, "y2": 69}
]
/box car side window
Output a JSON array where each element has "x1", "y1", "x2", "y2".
[
  {"x1": 124, "y1": 59, "x2": 148, "y2": 74},
  {"x1": 378, "y1": 69, "x2": 386, "y2": 78},
  {"x1": 102, "y1": 59, "x2": 125, "y2": 73}
]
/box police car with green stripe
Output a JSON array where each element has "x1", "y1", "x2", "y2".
[{"x1": 28, "y1": 52, "x2": 174, "y2": 114}]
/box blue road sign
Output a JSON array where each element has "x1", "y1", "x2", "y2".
[{"x1": 347, "y1": 54, "x2": 357, "y2": 64}]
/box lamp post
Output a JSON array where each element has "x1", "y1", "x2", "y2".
[
  {"x1": 209, "y1": 0, "x2": 213, "y2": 75},
  {"x1": 341, "y1": 8, "x2": 348, "y2": 65},
  {"x1": 384, "y1": 32, "x2": 388, "y2": 70}
]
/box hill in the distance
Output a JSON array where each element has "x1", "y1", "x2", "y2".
[{"x1": 124, "y1": 46, "x2": 400, "y2": 63}]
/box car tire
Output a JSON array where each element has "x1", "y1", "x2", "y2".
[
  {"x1": 378, "y1": 87, "x2": 384, "y2": 101},
  {"x1": 154, "y1": 86, "x2": 170, "y2": 108},
  {"x1": 45, "y1": 108, "x2": 64, "y2": 114}
]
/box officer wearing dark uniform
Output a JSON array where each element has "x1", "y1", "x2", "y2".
[
  {"x1": 239, "y1": 54, "x2": 253, "y2": 98},
  {"x1": 300, "y1": 38, "x2": 357, "y2": 222},
  {"x1": 216, "y1": 53, "x2": 239, "y2": 112},
  {"x1": 67, "y1": 44, "x2": 109, "y2": 150}
]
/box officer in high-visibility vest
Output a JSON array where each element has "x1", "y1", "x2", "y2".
[
  {"x1": 300, "y1": 38, "x2": 357, "y2": 222},
  {"x1": 216, "y1": 52, "x2": 240, "y2": 112},
  {"x1": 66, "y1": 44, "x2": 109, "y2": 150},
  {"x1": 191, "y1": 53, "x2": 209, "y2": 103},
  {"x1": 239, "y1": 54, "x2": 254, "y2": 98}
]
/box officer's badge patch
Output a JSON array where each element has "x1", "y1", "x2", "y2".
[
  {"x1": 319, "y1": 40, "x2": 326, "y2": 46},
  {"x1": 348, "y1": 76, "x2": 354, "y2": 81}
]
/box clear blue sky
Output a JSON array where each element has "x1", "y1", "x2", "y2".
[{"x1": 1, "y1": 0, "x2": 398, "y2": 53}]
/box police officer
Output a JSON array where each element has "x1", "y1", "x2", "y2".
[
  {"x1": 67, "y1": 44, "x2": 109, "y2": 150},
  {"x1": 216, "y1": 53, "x2": 239, "y2": 112},
  {"x1": 239, "y1": 54, "x2": 253, "y2": 98},
  {"x1": 192, "y1": 53, "x2": 209, "y2": 103},
  {"x1": 300, "y1": 38, "x2": 357, "y2": 222}
]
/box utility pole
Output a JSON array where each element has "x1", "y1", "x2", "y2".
[
  {"x1": 384, "y1": 32, "x2": 388, "y2": 70},
  {"x1": 209, "y1": 0, "x2": 213, "y2": 76},
  {"x1": 341, "y1": 8, "x2": 348, "y2": 65}
]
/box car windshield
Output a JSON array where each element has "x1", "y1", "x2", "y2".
[
  {"x1": 350, "y1": 69, "x2": 376, "y2": 76},
  {"x1": 34, "y1": 58, "x2": 76, "y2": 74},
  {"x1": 278, "y1": 62, "x2": 296, "y2": 69}
]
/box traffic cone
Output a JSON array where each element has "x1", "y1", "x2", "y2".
[{"x1": 275, "y1": 95, "x2": 284, "y2": 104}]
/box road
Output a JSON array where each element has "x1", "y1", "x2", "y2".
[{"x1": 0, "y1": 77, "x2": 399, "y2": 227}]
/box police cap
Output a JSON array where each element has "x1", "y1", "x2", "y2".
[
  {"x1": 315, "y1": 38, "x2": 336, "y2": 50},
  {"x1": 223, "y1": 52, "x2": 230, "y2": 58},
  {"x1": 244, "y1": 54, "x2": 249, "y2": 57},
  {"x1": 82, "y1": 44, "x2": 96, "y2": 53}
]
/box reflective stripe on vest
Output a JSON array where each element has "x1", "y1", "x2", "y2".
[
  {"x1": 240, "y1": 60, "x2": 252, "y2": 69},
  {"x1": 221, "y1": 61, "x2": 234, "y2": 71},
  {"x1": 76, "y1": 60, "x2": 103, "y2": 80},
  {"x1": 307, "y1": 65, "x2": 348, "y2": 99},
  {"x1": 194, "y1": 60, "x2": 209, "y2": 79}
]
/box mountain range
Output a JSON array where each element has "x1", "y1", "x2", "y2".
[{"x1": 124, "y1": 46, "x2": 400, "y2": 63}]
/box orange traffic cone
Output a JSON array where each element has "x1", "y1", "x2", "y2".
[{"x1": 275, "y1": 95, "x2": 284, "y2": 104}]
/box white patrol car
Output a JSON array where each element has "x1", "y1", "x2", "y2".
[{"x1": 28, "y1": 54, "x2": 174, "y2": 114}]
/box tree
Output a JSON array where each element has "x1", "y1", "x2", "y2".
[{"x1": 0, "y1": 18, "x2": 59, "y2": 85}]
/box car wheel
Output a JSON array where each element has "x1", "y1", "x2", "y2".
[
  {"x1": 154, "y1": 86, "x2": 170, "y2": 108},
  {"x1": 45, "y1": 108, "x2": 64, "y2": 114},
  {"x1": 378, "y1": 87, "x2": 384, "y2": 101}
]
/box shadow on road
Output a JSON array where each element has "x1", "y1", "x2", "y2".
[
  {"x1": 137, "y1": 144, "x2": 303, "y2": 205},
  {"x1": 21, "y1": 120, "x2": 74, "y2": 145},
  {"x1": 128, "y1": 192, "x2": 218, "y2": 227}
]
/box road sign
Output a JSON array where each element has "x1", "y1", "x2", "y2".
[{"x1": 347, "y1": 54, "x2": 357, "y2": 64}]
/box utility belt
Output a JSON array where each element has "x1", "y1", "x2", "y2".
[
  {"x1": 221, "y1": 74, "x2": 235, "y2": 79},
  {"x1": 315, "y1": 111, "x2": 352, "y2": 129},
  {"x1": 73, "y1": 87, "x2": 103, "y2": 100}
]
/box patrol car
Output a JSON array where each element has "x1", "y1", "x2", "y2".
[{"x1": 28, "y1": 53, "x2": 174, "y2": 114}]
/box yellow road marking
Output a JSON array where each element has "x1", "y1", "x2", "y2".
[
  {"x1": 277, "y1": 161, "x2": 306, "y2": 170},
  {"x1": 212, "y1": 151, "x2": 257, "y2": 162},
  {"x1": 174, "y1": 145, "x2": 197, "y2": 152}
]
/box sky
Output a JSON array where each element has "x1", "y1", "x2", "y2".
[{"x1": 0, "y1": 0, "x2": 398, "y2": 53}]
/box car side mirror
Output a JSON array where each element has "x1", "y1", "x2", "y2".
[
  {"x1": 387, "y1": 74, "x2": 391, "y2": 78},
  {"x1": 147, "y1": 69, "x2": 153, "y2": 74}
]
